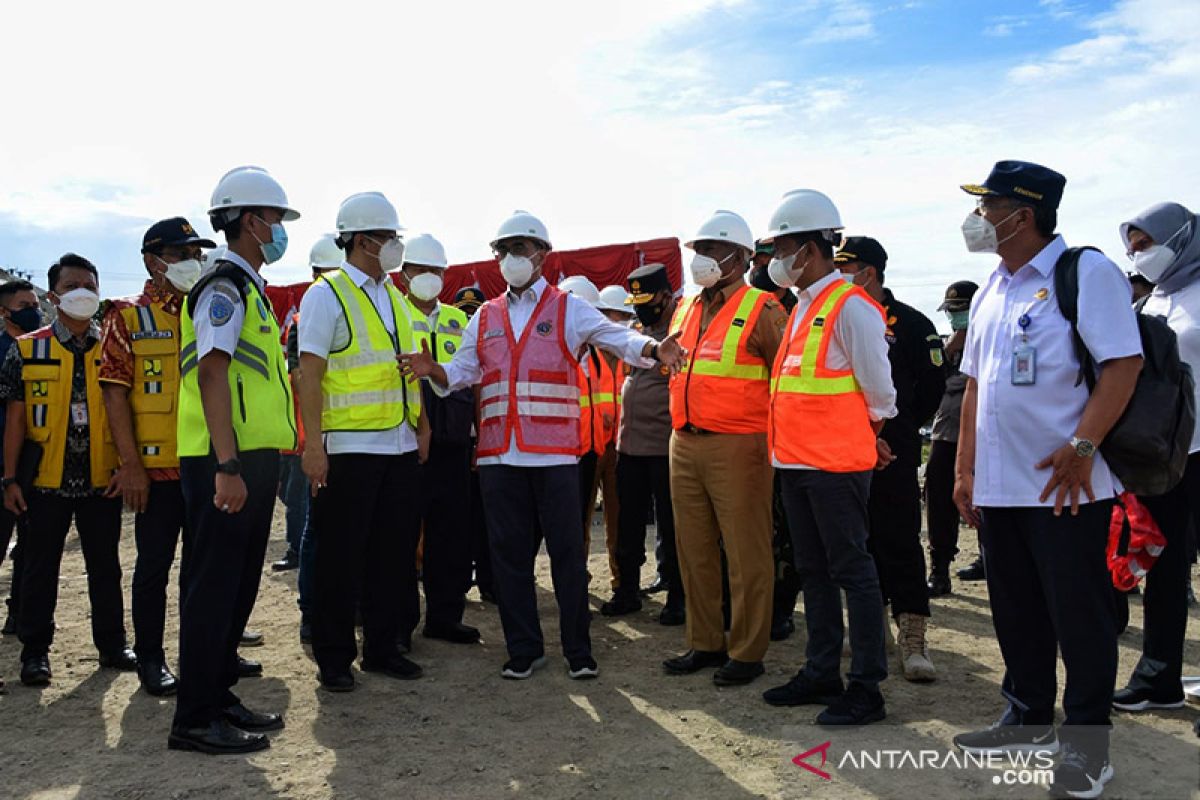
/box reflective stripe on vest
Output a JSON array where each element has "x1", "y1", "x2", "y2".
[
  {"x1": 768, "y1": 280, "x2": 880, "y2": 472},
  {"x1": 405, "y1": 296, "x2": 467, "y2": 365},
  {"x1": 119, "y1": 299, "x2": 181, "y2": 468},
  {"x1": 19, "y1": 329, "x2": 119, "y2": 489},
  {"x1": 320, "y1": 269, "x2": 420, "y2": 432}
]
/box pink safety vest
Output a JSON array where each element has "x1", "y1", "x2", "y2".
[{"x1": 476, "y1": 286, "x2": 582, "y2": 458}]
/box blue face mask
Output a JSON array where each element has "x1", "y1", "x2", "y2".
[
  {"x1": 253, "y1": 215, "x2": 288, "y2": 264},
  {"x1": 947, "y1": 309, "x2": 969, "y2": 331}
]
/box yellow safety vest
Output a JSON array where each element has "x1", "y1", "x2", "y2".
[
  {"x1": 19, "y1": 329, "x2": 119, "y2": 489},
  {"x1": 321, "y1": 269, "x2": 421, "y2": 432},
  {"x1": 404, "y1": 296, "x2": 467, "y2": 365},
  {"x1": 177, "y1": 264, "x2": 296, "y2": 456},
  {"x1": 117, "y1": 300, "x2": 181, "y2": 468}
]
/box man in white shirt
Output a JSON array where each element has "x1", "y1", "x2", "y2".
[
  {"x1": 298, "y1": 192, "x2": 428, "y2": 692},
  {"x1": 399, "y1": 211, "x2": 684, "y2": 680},
  {"x1": 951, "y1": 161, "x2": 1142, "y2": 799}
]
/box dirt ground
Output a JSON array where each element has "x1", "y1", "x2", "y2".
[{"x1": 1, "y1": 506, "x2": 1198, "y2": 800}]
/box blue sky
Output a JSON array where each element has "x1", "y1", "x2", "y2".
[{"x1": 0, "y1": 0, "x2": 1195, "y2": 327}]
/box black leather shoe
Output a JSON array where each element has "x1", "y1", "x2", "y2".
[
  {"x1": 957, "y1": 559, "x2": 986, "y2": 582},
  {"x1": 927, "y1": 571, "x2": 952, "y2": 598},
  {"x1": 770, "y1": 616, "x2": 795, "y2": 641},
  {"x1": 600, "y1": 592, "x2": 642, "y2": 617},
  {"x1": 20, "y1": 654, "x2": 51, "y2": 686},
  {"x1": 237, "y1": 655, "x2": 263, "y2": 678},
  {"x1": 138, "y1": 660, "x2": 178, "y2": 696},
  {"x1": 658, "y1": 606, "x2": 686, "y2": 626},
  {"x1": 318, "y1": 671, "x2": 355, "y2": 692},
  {"x1": 422, "y1": 622, "x2": 481, "y2": 644},
  {"x1": 640, "y1": 578, "x2": 667, "y2": 596},
  {"x1": 99, "y1": 647, "x2": 138, "y2": 671},
  {"x1": 223, "y1": 703, "x2": 284, "y2": 732},
  {"x1": 240, "y1": 630, "x2": 264, "y2": 647},
  {"x1": 663, "y1": 649, "x2": 727, "y2": 675},
  {"x1": 362, "y1": 654, "x2": 423, "y2": 680},
  {"x1": 763, "y1": 672, "x2": 845, "y2": 707},
  {"x1": 271, "y1": 550, "x2": 299, "y2": 572},
  {"x1": 713, "y1": 659, "x2": 765, "y2": 686},
  {"x1": 168, "y1": 719, "x2": 269, "y2": 754}
]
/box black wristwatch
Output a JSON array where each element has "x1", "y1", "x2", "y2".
[
  {"x1": 649, "y1": 343, "x2": 660, "y2": 361},
  {"x1": 216, "y1": 458, "x2": 242, "y2": 476},
  {"x1": 0, "y1": 477, "x2": 16, "y2": 490}
]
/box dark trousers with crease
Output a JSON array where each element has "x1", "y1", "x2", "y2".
[
  {"x1": 132, "y1": 480, "x2": 190, "y2": 663},
  {"x1": 980, "y1": 501, "x2": 1116, "y2": 735},
  {"x1": 614, "y1": 454, "x2": 683, "y2": 609},
  {"x1": 1, "y1": 507, "x2": 27, "y2": 624},
  {"x1": 174, "y1": 449, "x2": 277, "y2": 730},
  {"x1": 19, "y1": 491, "x2": 125, "y2": 661},
  {"x1": 479, "y1": 463, "x2": 591, "y2": 661},
  {"x1": 925, "y1": 438, "x2": 965, "y2": 573},
  {"x1": 312, "y1": 452, "x2": 421, "y2": 675}
]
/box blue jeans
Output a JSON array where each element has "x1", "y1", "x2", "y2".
[{"x1": 277, "y1": 453, "x2": 309, "y2": 553}]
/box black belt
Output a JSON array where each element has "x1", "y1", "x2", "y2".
[{"x1": 679, "y1": 423, "x2": 717, "y2": 435}]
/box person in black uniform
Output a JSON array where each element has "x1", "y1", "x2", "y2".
[
  {"x1": 453, "y1": 287, "x2": 495, "y2": 602},
  {"x1": 835, "y1": 236, "x2": 945, "y2": 682}
]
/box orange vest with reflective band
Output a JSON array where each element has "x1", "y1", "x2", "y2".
[
  {"x1": 577, "y1": 347, "x2": 621, "y2": 455},
  {"x1": 476, "y1": 287, "x2": 582, "y2": 458},
  {"x1": 768, "y1": 280, "x2": 882, "y2": 472},
  {"x1": 668, "y1": 285, "x2": 771, "y2": 434}
]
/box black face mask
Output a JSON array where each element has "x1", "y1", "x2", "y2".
[
  {"x1": 635, "y1": 300, "x2": 668, "y2": 327},
  {"x1": 749, "y1": 265, "x2": 779, "y2": 292},
  {"x1": 8, "y1": 306, "x2": 42, "y2": 334}
]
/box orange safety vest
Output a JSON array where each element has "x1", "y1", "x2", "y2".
[
  {"x1": 768, "y1": 279, "x2": 882, "y2": 472},
  {"x1": 668, "y1": 285, "x2": 771, "y2": 434},
  {"x1": 577, "y1": 347, "x2": 622, "y2": 455},
  {"x1": 476, "y1": 287, "x2": 582, "y2": 458}
]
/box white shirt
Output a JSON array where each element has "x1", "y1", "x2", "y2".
[
  {"x1": 297, "y1": 262, "x2": 417, "y2": 456},
  {"x1": 772, "y1": 271, "x2": 898, "y2": 469},
  {"x1": 439, "y1": 277, "x2": 656, "y2": 467},
  {"x1": 961, "y1": 235, "x2": 1142, "y2": 507},
  {"x1": 192, "y1": 250, "x2": 265, "y2": 359},
  {"x1": 1142, "y1": 280, "x2": 1200, "y2": 453}
]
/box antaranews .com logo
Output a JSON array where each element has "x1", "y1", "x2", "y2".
[{"x1": 792, "y1": 741, "x2": 1054, "y2": 787}]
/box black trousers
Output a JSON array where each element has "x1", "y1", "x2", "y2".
[
  {"x1": 771, "y1": 471, "x2": 802, "y2": 623},
  {"x1": 924, "y1": 438, "x2": 966, "y2": 572},
  {"x1": 1, "y1": 506, "x2": 27, "y2": 623},
  {"x1": 867, "y1": 456, "x2": 931, "y2": 617},
  {"x1": 19, "y1": 491, "x2": 124, "y2": 661},
  {"x1": 479, "y1": 464, "x2": 591, "y2": 661},
  {"x1": 613, "y1": 454, "x2": 683, "y2": 609},
  {"x1": 402, "y1": 443, "x2": 472, "y2": 631},
  {"x1": 578, "y1": 451, "x2": 598, "y2": 527},
  {"x1": 468, "y1": 462, "x2": 493, "y2": 596},
  {"x1": 174, "y1": 449, "x2": 278, "y2": 729},
  {"x1": 979, "y1": 502, "x2": 1116, "y2": 729},
  {"x1": 132, "y1": 480, "x2": 190, "y2": 663},
  {"x1": 1127, "y1": 452, "x2": 1200, "y2": 693},
  {"x1": 312, "y1": 452, "x2": 421, "y2": 674}
]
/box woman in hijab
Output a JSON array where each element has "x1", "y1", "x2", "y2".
[{"x1": 1114, "y1": 201, "x2": 1200, "y2": 713}]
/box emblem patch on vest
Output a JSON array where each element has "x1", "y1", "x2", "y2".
[
  {"x1": 449, "y1": 318, "x2": 460, "y2": 329},
  {"x1": 31, "y1": 381, "x2": 49, "y2": 398},
  {"x1": 483, "y1": 329, "x2": 504, "y2": 340},
  {"x1": 210, "y1": 294, "x2": 235, "y2": 326},
  {"x1": 536, "y1": 321, "x2": 553, "y2": 336},
  {"x1": 143, "y1": 358, "x2": 163, "y2": 377},
  {"x1": 444, "y1": 341, "x2": 456, "y2": 355},
  {"x1": 731, "y1": 318, "x2": 745, "y2": 328}
]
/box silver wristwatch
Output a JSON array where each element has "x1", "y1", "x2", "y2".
[{"x1": 1070, "y1": 436, "x2": 1096, "y2": 458}]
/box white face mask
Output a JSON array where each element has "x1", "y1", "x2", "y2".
[
  {"x1": 767, "y1": 252, "x2": 799, "y2": 288},
  {"x1": 408, "y1": 272, "x2": 444, "y2": 302},
  {"x1": 961, "y1": 208, "x2": 1021, "y2": 254},
  {"x1": 689, "y1": 252, "x2": 733, "y2": 288},
  {"x1": 367, "y1": 236, "x2": 406, "y2": 271},
  {"x1": 1131, "y1": 222, "x2": 1190, "y2": 283},
  {"x1": 55, "y1": 287, "x2": 101, "y2": 321},
  {"x1": 158, "y1": 257, "x2": 202, "y2": 293},
  {"x1": 500, "y1": 254, "x2": 535, "y2": 288}
]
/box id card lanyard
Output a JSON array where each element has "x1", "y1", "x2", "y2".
[{"x1": 1011, "y1": 307, "x2": 1036, "y2": 385}]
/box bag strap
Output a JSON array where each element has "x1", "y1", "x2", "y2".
[{"x1": 1052, "y1": 246, "x2": 1102, "y2": 390}]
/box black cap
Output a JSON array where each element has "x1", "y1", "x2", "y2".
[
  {"x1": 961, "y1": 160, "x2": 1066, "y2": 210},
  {"x1": 626, "y1": 263, "x2": 671, "y2": 304},
  {"x1": 938, "y1": 280, "x2": 979, "y2": 311},
  {"x1": 142, "y1": 217, "x2": 216, "y2": 254},
  {"x1": 454, "y1": 287, "x2": 485, "y2": 309},
  {"x1": 834, "y1": 236, "x2": 888, "y2": 272}
]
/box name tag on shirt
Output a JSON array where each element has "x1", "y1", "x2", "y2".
[
  {"x1": 71, "y1": 402, "x2": 89, "y2": 425},
  {"x1": 1011, "y1": 345, "x2": 1036, "y2": 385}
]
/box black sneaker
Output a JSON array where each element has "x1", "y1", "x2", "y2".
[
  {"x1": 953, "y1": 723, "x2": 1059, "y2": 755},
  {"x1": 1048, "y1": 743, "x2": 1113, "y2": 799},
  {"x1": 567, "y1": 656, "x2": 599, "y2": 680},
  {"x1": 816, "y1": 682, "x2": 885, "y2": 726},
  {"x1": 501, "y1": 655, "x2": 547, "y2": 680},
  {"x1": 1112, "y1": 684, "x2": 1185, "y2": 712},
  {"x1": 763, "y1": 672, "x2": 844, "y2": 707}
]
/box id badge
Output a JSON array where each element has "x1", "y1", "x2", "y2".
[
  {"x1": 1011, "y1": 345, "x2": 1036, "y2": 385},
  {"x1": 71, "y1": 401, "x2": 89, "y2": 425}
]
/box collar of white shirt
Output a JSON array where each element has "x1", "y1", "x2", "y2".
[
  {"x1": 799, "y1": 270, "x2": 844, "y2": 303},
  {"x1": 221, "y1": 250, "x2": 266, "y2": 291},
  {"x1": 506, "y1": 276, "x2": 548, "y2": 306},
  {"x1": 340, "y1": 261, "x2": 393, "y2": 289},
  {"x1": 994, "y1": 234, "x2": 1066, "y2": 280}
]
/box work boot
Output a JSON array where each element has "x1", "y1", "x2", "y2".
[{"x1": 895, "y1": 612, "x2": 936, "y2": 682}]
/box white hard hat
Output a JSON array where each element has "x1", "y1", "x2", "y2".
[
  {"x1": 208, "y1": 165, "x2": 300, "y2": 223},
  {"x1": 336, "y1": 191, "x2": 404, "y2": 235},
  {"x1": 309, "y1": 234, "x2": 343, "y2": 270},
  {"x1": 491, "y1": 210, "x2": 551, "y2": 250},
  {"x1": 597, "y1": 285, "x2": 634, "y2": 314},
  {"x1": 558, "y1": 275, "x2": 600, "y2": 306},
  {"x1": 760, "y1": 189, "x2": 844, "y2": 244},
  {"x1": 402, "y1": 233, "x2": 448, "y2": 269},
  {"x1": 684, "y1": 209, "x2": 755, "y2": 252}
]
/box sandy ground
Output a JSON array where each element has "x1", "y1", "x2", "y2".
[{"x1": 0, "y1": 506, "x2": 1198, "y2": 800}]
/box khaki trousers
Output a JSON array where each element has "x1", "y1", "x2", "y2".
[{"x1": 669, "y1": 429, "x2": 774, "y2": 662}]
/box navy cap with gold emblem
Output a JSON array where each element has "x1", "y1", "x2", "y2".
[
  {"x1": 937, "y1": 280, "x2": 979, "y2": 311},
  {"x1": 961, "y1": 160, "x2": 1066, "y2": 211},
  {"x1": 834, "y1": 236, "x2": 888, "y2": 272},
  {"x1": 625, "y1": 262, "x2": 671, "y2": 305},
  {"x1": 141, "y1": 217, "x2": 217, "y2": 254},
  {"x1": 453, "y1": 286, "x2": 485, "y2": 311}
]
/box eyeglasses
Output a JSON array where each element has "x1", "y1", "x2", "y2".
[{"x1": 492, "y1": 241, "x2": 536, "y2": 258}]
